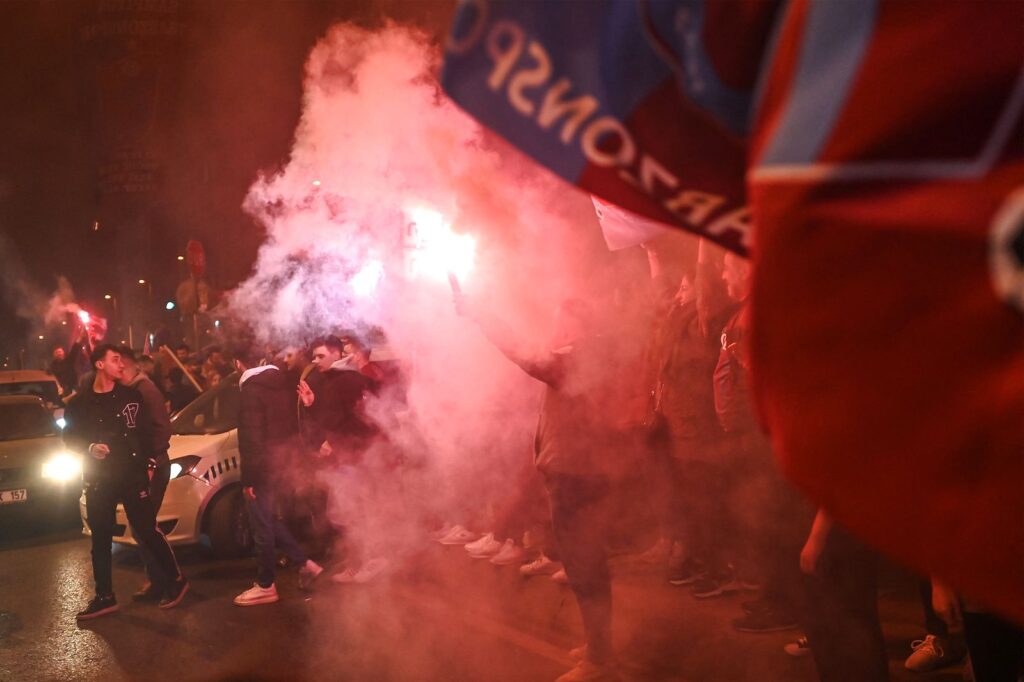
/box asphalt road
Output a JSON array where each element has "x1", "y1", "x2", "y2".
[{"x1": 0, "y1": 514, "x2": 966, "y2": 682}]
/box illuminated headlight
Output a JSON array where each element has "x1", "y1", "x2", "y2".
[
  {"x1": 42, "y1": 452, "x2": 82, "y2": 481},
  {"x1": 55, "y1": 417, "x2": 67, "y2": 429},
  {"x1": 169, "y1": 455, "x2": 202, "y2": 480}
]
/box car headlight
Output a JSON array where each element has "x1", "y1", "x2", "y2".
[
  {"x1": 169, "y1": 455, "x2": 203, "y2": 480},
  {"x1": 42, "y1": 452, "x2": 82, "y2": 482}
]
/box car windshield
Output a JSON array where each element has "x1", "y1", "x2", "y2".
[
  {"x1": 171, "y1": 372, "x2": 240, "y2": 435},
  {"x1": 0, "y1": 402, "x2": 58, "y2": 441},
  {"x1": 0, "y1": 380, "x2": 61, "y2": 406}
]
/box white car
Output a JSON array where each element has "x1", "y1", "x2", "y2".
[{"x1": 80, "y1": 373, "x2": 253, "y2": 557}]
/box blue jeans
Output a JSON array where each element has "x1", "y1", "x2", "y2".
[{"x1": 245, "y1": 486, "x2": 307, "y2": 588}]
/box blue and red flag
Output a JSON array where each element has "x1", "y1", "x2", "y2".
[{"x1": 442, "y1": 0, "x2": 1024, "y2": 621}]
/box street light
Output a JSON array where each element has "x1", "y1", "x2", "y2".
[
  {"x1": 138, "y1": 279, "x2": 146, "y2": 285},
  {"x1": 104, "y1": 294, "x2": 112, "y2": 300},
  {"x1": 37, "y1": 335, "x2": 44, "y2": 340},
  {"x1": 177, "y1": 255, "x2": 185, "y2": 261}
]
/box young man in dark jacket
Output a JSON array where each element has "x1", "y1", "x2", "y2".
[
  {"x1": 297, "y1": 335, "x2": 375, "y2": 460},
  {"x1": 63, "y1": 344, "x2": 188, "y2": 620},
  {"x1": 117, "y1": 346, "x2": 174, "y2": 601},
  {"x1": 234, "y1": 362, "x2": 323, "y2": 606}
]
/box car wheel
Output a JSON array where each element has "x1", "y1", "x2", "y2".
[{"x1": 207, "y1": 488, "x2": 252, "y2": 558}]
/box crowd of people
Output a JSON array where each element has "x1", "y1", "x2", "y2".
[{"x1": 48, "y1": 240, "x2": 1020, "y2": 682}]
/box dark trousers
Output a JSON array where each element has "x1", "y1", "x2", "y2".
[
  {"x1": 133, "y1": 460, "x2": 170, "y2": 585},
  {"x1": 544, "y1": 473, "x2": 613, "y2": 664},
  {"x1": 246, "y1": 486, "x2": 307, "y2": 588},
  {"x1": 677, "y1": 459, "x2": 739, "y2": 576},
  {"x1": 963, "y1": 611, "x2": 1023, "y2": 682},
  {"x1": 799, "y1": 526, "x2": 889, "y2": 682},
  {"x1": 85, "y1": 476, "x2": 181, "y2": 597}
]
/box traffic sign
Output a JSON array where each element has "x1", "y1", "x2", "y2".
[{"x1": 186, "y1": 239, "x2": 206, "y2": 277}]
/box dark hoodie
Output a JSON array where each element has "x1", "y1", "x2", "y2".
[
  {"x1": 301, "y1": 359, "x2": 375, "y2": 454},
  {"x1": 63, "y1": 382, "x2": 153, "y2": 485},
  {"x1": 238, "y1": 366, "x2": 298, "y2": 488}
]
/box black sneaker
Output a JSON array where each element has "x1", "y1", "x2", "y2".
[
  {"x1": 159, "y1": 577, "x2": 189, "y2": 610},
  {"x1": 132, "y1": 581, "x2": 162, "y2": 602},
  {"x1": 668, "y1": 559, "x2": 705, "y2": 586},
  {"x1": 732, "y1": 608, "x2": 798, "y2": 633},
  {"x1": 76, "y1": 594, "x2": 119, "y2": 621},
  {"x1": 691, "y1": 573, "x2": 742, "y2": 599},
  {"x1": 741, "y1": 597, "x2": 772, "y2": 615}
]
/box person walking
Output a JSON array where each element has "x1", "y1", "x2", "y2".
[
  {"x1": 234, "y1": 360, "x2": 323, "y2": 606},
  {"x1": 63, "y1": 344, "x2": 188, "y2": 620},
  {"x1": 117, "y1": 346, "x2": 174, "y2": 602}
]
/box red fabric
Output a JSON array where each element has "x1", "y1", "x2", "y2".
[{"x1": 749, "y1": 1, "x2": 1024, "y2": 622}]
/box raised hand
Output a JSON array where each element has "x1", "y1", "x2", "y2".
[{"x1": 297, "y1": 380, "x2": 315, "y2": 407}]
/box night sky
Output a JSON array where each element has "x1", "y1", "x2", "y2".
[{"x1": 0, "y1": 0, "x2": 454, "y2": 366}]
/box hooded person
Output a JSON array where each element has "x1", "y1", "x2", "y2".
[{"x1": 234, "y1": 355, "x2": 323, "y2": 606}]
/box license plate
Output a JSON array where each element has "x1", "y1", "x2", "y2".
[{"x1": 0, "y1": 489, "x2": 28, "y2": 504}]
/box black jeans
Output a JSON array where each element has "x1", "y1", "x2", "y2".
[
  {"x1": 963, "y1": 610, "x2": 1023, "y2": 682},
  {"x1": 246, "y1": 485, "x2": 307, "y2": 588},
  {"x1": 799, "y1": 526, "x2": 888, "y2": 682},
  {"x1": 544, "y1": 473, "x2": 613, "y2": 664},
  {"x1": 132, "y1": 460, "x2": 170, "y2": 585},
  {"x1": 84, "y1": 475, "x2": 182, "y2": 597}
]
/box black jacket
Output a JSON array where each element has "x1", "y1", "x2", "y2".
[
  {"x1": 126, "y1": 373, "x2": 172, "y2": 465},
  {"x1": 301, "y1": 365, "x2": 375, "y2": 453},
  {"x1": 63, "y1": 382, "x2": 153, "y2": 485},
  {"x1": 238, "y1": 367, "x2": 298, "y2": 488}
]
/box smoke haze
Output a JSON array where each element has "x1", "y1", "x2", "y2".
[{"x1": 229, "y1": 19, "x2": 628, "y2": 532}]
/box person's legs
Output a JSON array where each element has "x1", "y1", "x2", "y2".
[
  {"x1": 494, "y1": 464, "x2": 546, "y2": 543},
  {"x1": 135, "y1": 462, "x2": 171, "y2": 586},
  {"x1": 245, "y1": 488, "x2": 278, "y2": 588},
  {"x1": 84, "y1": 481, "x2": 117, "y2": 597},
  {"x1": 800, "y1": 526, "x2": 888, "y2": 682},
  {"x1": 269, "y1": 487, "x2": 308, "y2": 567},
  {"x1": 748, "y1": 466, "x2": 810, "y2": 611},
  {"x1": 686, "y1": 460, "x2": 730, "y2": 575},
  {"x1": 546, "y1": 474, "x2": 614, "y2": 665},
  {"x1": 962, "y1": 610, "x2": 1024, "y2": 682},
  {"x1": 919, "y1": 580, "x2": 949, "y2": 637},
  {"x1": 120, "y1": 480, "x2": 182, "y2": 590}
]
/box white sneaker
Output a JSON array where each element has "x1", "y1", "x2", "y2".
[
  {"x1": 353, "y1": 557, "x2": 390, "y2": 584},
  {"x1": 905, "y1": 634, "x2": 965, "y2": 672},
  {"x1": 489, "y1": 540, "x2": 526, "y2": 565},
  {"x1": 298, "y1": 559, "x2": 324, "y2": 590},
  {"x1": 464, "y1": 532, "x2": 496, "y2": 554},
  {"x1": 430, "y1": 522, "x2": 454, "y2": 540},
  {"x1": 331, "y1": 567, "x2": 360, "y2": 584},
  {"x1": 234, "y1": 582, "x2": 279, "y2": 606},
  {"x1": 520, "y1": 554, "x2": 561, "y2": 577},
  {"x1": 466, "y1": 535, "x2": 503, "y2": 558},
  {"x1": 551, "y1": 568, "x2": 569, "y2": 584},
  {"x1": 784, "y1": 635, "x2": 811, "y2": 657},
  {"x1": 438, "y1": 525, "x2": 479, "y2": 545},
  {"x1": 554, "y1": 659, "x2": 620, "y2": 682}
]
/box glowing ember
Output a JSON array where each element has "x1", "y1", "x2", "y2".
[
  {"x1": 350, "y1": 260, "x2": 385, "y2": 298},
  {"x1": 405, "y1": 207, "x2": 476, "y2": 282}
]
